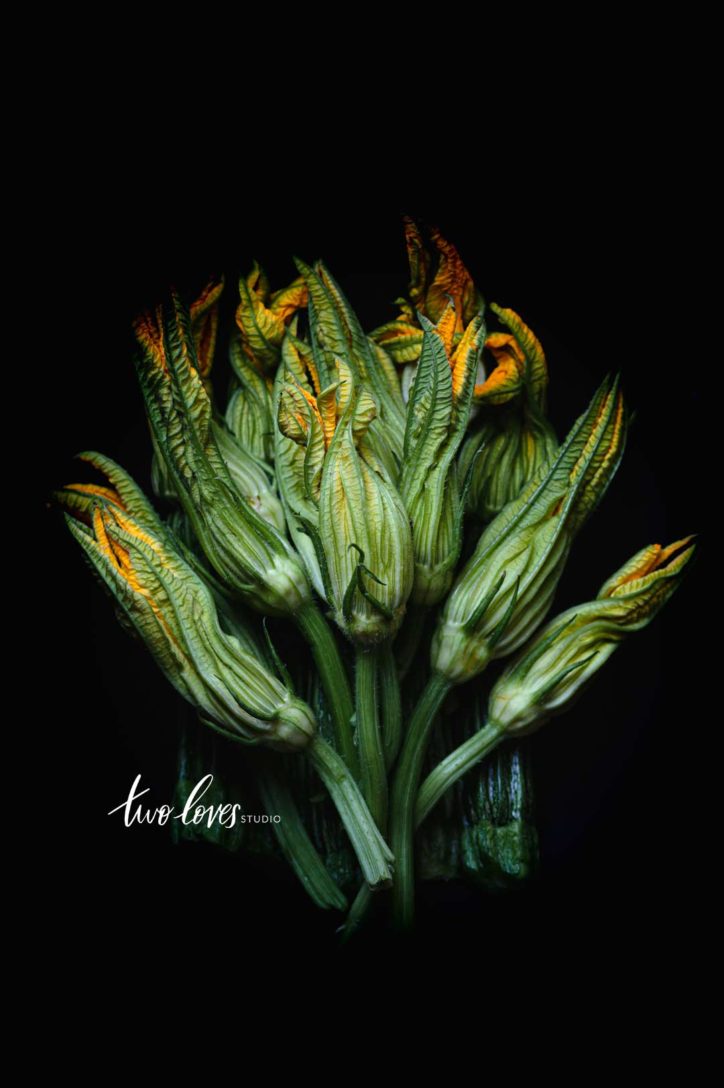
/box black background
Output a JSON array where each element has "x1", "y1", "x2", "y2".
[{"x1": 38, "y1": 127, "x2": 710, "y2": 977}]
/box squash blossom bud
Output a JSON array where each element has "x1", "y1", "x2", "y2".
[
  {"x1": 211, "y1": 420, "x2": 286, "y2": 534},
  {"x1": 235, "y1": 262, "x2": 308, "y2": 373},
  {"x1": 432, "y1": 375, "x2": 628, "y2": 683},
  {"x1": 225, "y1": 332, "x2": 276, "y2": 464},
  {"x1": 150, "y1": 278, "x2": 224, "y2": 501},
  {"x1": 370, "y1": 218, "x2": 483, "y2": 366},
  {"x1": 460, "y1": 305, "x2": 558, "y2": 523},
  {"x1": 460, "y1": 409, "x2": 558, "y2": 524},
  {"x1": 272, "y1": 330, "x2": 331, "y2": 598},
  {"x1": 298, "y1": 361, "x2": 413, "y2": 647},
  {"x1": 273, "y1": 258, "x2": 408, "y2": 603},
  {"x1": 133, "y1": 292, "x2": 310, "y2": 617},
  {"x1": 224, "y1": 265, "x2": 308, "y2": 463},
  {"x1": 56, "y1": 457, "x2": 316, "y2": 752},
  {"x1": 295, "y1": 256, "x2": 406, "y2": 464},
  {"x1": 488, "y1": 536, "x2": 696, "y2": 735},
  {"x1": 399, "y1": 306, "x2": 486, "y2": 604}
]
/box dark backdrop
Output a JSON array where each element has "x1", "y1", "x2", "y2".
[{"x1": 39, "y1": 164, "x2": 708, "y2": 972}]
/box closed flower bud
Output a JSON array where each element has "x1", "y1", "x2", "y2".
[
  {"x1": 315, "y1": 365, "x2": 413, "y2": 646},
  {"x1": 460, "y1": 409, "x2": 558, "y2": 524},
  {"x1": 57, "y1": 461, "x2": 316, "y2": 752},
  {"x1": 225, "y1": 332, "x2": 276, "y2": 464},
  {"x1": 189, "y1": 277, "x2": 225, "y2": 385},
  {"x1": 488, "y1": 535, "x2": 696, "y2": 734},
  {"x1": 432, "y1": 375, "x2": 628, "y2": 683},
  {"x1": 223, "y1": 266, "x2": 307, "y2": 464},
  {"x1": 150, "y1": 278, "x2": 224, "y2": 500},
  {"x1": 400, "y1": 306, "x2": 486, "y2": 604},
  {"x1": 295, "y1": 257, "x2": 406, "y2": 462},
  {"x1": 270, "y1": 331, "x2": 329, "y2": 598},
  {"x1": 370, "y1": 219, "x2": 483, "y2": 366},
  {"x1": 134, "y1": 293, "x2": 310, "y2": 616},
  {"x1": 235, "y1": 263, "x2": 308, "y2": 373},
  {"x1": 460, "y1": 305, "x2": 557, "y2": 523},
  {"x1": 272, "y1": 260, "x2": 408, "y2": 605},
  {"x1": 211, "y1": 420, "x2": 286, "y2": 534}
]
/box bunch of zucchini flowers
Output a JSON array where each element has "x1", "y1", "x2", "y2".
[{"x1": 56, "y1": 221, "x2": 695, "y2": 932}]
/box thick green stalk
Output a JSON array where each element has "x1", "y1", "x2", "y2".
[
  {"x1": 256, "y1": 761, "x2": 348, "y2": 912},
  {"x1": 355, "y1": 647, "x2": 387, "y2": 828},
  {"x1": 379, "y1": 643, "x2": 403, "y2": 770},
  {"x1": 295, "y1": 601, "x2": 357, "y2": 776},
  {"x1": 415, "y1": 722, "x2": 504, "y2": 829},
  {"x1": 340, "y1": 643, "x2": 401, "y2": 941},
  {"x1": 390, "y1": 671, "x2": 452, "y2": 929},
  {"x1": 308, "y1": 737, "x2": 393, "y2": 889}
]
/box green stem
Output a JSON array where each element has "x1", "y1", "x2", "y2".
[
  {"x1": 379, "y1": 643, "x2": 403, "y2": 770},
  {"x1": 341, "y1": 643, "x2": 401, "y2": 941},
  {"x1": 390, "y1": 671, "x2": 452, "y2": 929},
  {"x1": 355, "y1": 646, "x2": 387, "y2": 828},
  {"x1": 415, "y1": 722, "x2": 504, "y2": 829},
  {"x1": 295, "y1": 601, "x2": 357, "y2": 777},
  {"x1": 256, "y1": 760, "x2": 348, "y2": 912},
  {"x1": 339, "y1": 884, "x2": 374, "y2": 944},
  {"x1": 308, "y1": 737, "x2": 393, "y2": 890},
  {"x1": 394, "y1": 604, "x2": 428, "y2": 682}
]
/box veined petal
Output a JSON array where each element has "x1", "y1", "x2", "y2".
[
  {"x1": 598, "y1": 535, "x2": 696, "y2": 604},
  {"x1": 236, "y1": 263, "x2": 287, "y2": 373},
  {"x1": 490, "y1": 304, "x2": 548, "y2": 409},
  {"x1": 56, "y1": 451, "x2": 168, "y2": 537},
  {"x1": 473, "y1": 333, "x2": 526, "y2": 404},
  {"x1": 426, "y1": 225, "x2": 479, "y2": 329},
  {"x1": 404, "y1": 216, "x2": 431, "y2": 309},
  {"x1": 190, "y1": 277, "x2": 224, "y2": 379},
  {"x1": 369, "y1": 319, "x2": 424, "y2": 365},
  {"x1": 269, "y1": 276, "x2": 308, "y2": 322},
  {"x1": 449, "y1": 313, "x2": 485, "y2": 413},
  {"x1": 435, "y1": 301, "x2": 457, "y2": 355},
  {"x1": 226, "y1": 334, "x2": 275, "y2": 463}
]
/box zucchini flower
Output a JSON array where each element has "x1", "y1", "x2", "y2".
[
  {"x1": 489, "y1": 535, "x2": 696, "y2": 734},
  {"x1": 150, "y1": 277, "x2": 224, "y2": 501},
  {"x1": 370, "y1": 219, "x2": 484, "y2": 366},
  {"x1": 319, "y1": 382, "x2": 413, "y2": 647},
  {"x1": 56, "y1": 456, "x2": 315, "y2": 752},
  {"x1": 134, "y1": 292, "x2": 311, "y2": 617},
  {"x1": 57, "y1": 457, "x2": 393, "y2": 887},
  {"x1": 235, "y1": 262, "x2": 308, "y2": 373},
  {"x1": 415, "y1": 536, "x2": 696, "y2": 831},
  {"x1": 272, "y1": 258, "x2": 411, "y2": 614},
  {"x1": 276, "y1": 347, "x2": 413, "y2": 646},
  {"x1": 225, "y1": 265, "x2": 308, "y2": 463},
  {"x1": 272, "y1": 329, "x2": 333, "y2": 598},
  {"x1": 431, "y1": 375, "x2": 628, "y2": 684},
  {"x1": 459, "y1": 305, "x2": 558, "y2": 523},
  {"x1": 295, "y1": 257, "x2": 406, "y2": 465},
  {"x1": 225, "y1": 332, "x2": 276, "y2": 464},
  {"x1": 399, "y1": 305, "x2": 486, "y2": 604}
]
